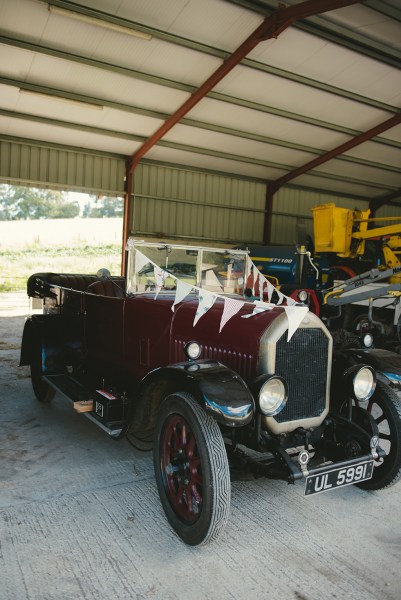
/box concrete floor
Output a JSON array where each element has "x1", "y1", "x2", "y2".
[{"x1": 1, "y1": 293, "x2": 401, "y2": 600}]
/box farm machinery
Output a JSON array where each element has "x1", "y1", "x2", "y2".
[{"x1": 250, "y1": 203, "x2": 401, "y2": 351}]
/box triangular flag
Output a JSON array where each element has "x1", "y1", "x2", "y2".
[
  {"x1": 284, "y1": 306, "x2": 309, "y2": 341},
  {"x1": 286, "y1": 296, "x2": 297, "y2": 306},
  {"x1": 245, "y1": 256, "x2": 253, "y2": 281},
  {"x1": 193, "y1": 291, "x2": 217, "y2": 326},
  {"x1": 135, "y1": 250, "x2": 150, "y2": 274},
  {"x1": 242, "y1": 301, "x2": 273, "y2": 318},
  {"x1": 172, "y1": 280, "x2": 193, "y2": 311},
  {"x1": 154, "y1": 265, "x2": 165, "y2": 299},
  {"x1": 219, "y1": 298, "x2": 245, "y2": 332}
]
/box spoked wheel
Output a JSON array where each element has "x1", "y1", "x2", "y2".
[
  {"x1": 30, "y1": 345, "x2": 55, "y2": 403},
  {"x1": 153, "y1": 392, "x2": 230, "y2": 546},
  {"x1": 357, "y1": 381, "x2": 401, "y2": 490}
]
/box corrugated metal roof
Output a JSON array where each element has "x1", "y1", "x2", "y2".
[{"x1": 0, "y1": 0, "x2": 400, "y2": 204}]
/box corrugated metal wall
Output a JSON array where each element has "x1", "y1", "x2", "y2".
[
  {"x1": 2, "y1": 137, "x2": 401, "y2": 246},
  {"x1": 131, "y1": 163, "x2": 266, "y2": 245},
  {"x1": 0, "y1": 138, "x2": 125, "y2": 196}
]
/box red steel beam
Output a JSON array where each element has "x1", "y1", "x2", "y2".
[
  {"x1": 270, "y1": 111, "x2": 401, "y2": 193},
  {"x1": 262, "y1": 111, "x2": 401, "y2": 241},
  {"x1": 127, "y1": 0, "x2": 361, "y2": 176},
  {"x1": 122, "y1": 0, "x2": 362, "y2": 267}
]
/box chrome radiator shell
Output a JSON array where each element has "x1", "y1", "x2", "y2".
[{"x1": 258, "y1": 311, "x2": 332, "y2": 435}]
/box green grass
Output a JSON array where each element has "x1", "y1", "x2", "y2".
[{"x1": 0, "y1": 243, "x2": 122, "y2": 292}]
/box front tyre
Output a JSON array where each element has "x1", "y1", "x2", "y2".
[
  {"x1": 357, "y1": 381, "x2": 401, "y2": 490},
  {"x1": 153, "y1": 392, "x2": 231, "y2": 546}
]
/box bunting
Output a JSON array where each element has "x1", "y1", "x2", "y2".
[
  {"x1": 135, "y1": 250, "x2": 150, "y2": 273},
  {"x1": 154, "y1": 265, "x2": 165, "y2": 299},
  {"x1": 129, "y1": 247, "x2": 308, "y2": 340},
  {"x1": 193, "y1": 291, "x2": 217, "y2": 326},
  {"x1": 242, "y1": 301, "x2": 273, "y2": 319},
  {"x1": 219, "y1": 297, "x2": 245, "y2": 332},
  {"x1": 171, "y1": 280, "x2": 193, "y2": 312},
  {"x1": 284, "y1": 306, "x2": 309, "y2": 341}
]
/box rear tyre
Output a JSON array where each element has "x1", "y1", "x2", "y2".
[
  {"x1": 153, "y1": 392, "x2": 230, "y2": 546},
  {"x1": 30, "y1": 346, "x2": 55, "y2": 403},
  {"x1": 357, "y1": 381, "x2": 401, "y2": 490}
]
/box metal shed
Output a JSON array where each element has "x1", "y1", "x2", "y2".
[{"x1": 0, "y1": 0, "x2": 400, "y2": 250}]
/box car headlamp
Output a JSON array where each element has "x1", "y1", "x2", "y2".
[
  {"x1": 184, "y1": 341, "x2": 201, "y2": 360},
  {"x1": 352, "y1": 366, "x2": 376, "y2": 401},
  {"x1": 258, "y1": 376, "x2": 288, "y2": 416},
  {"x1": 297, "y1": 290, "x2": 308, "y2": 303},
  {"x1": 363, "y1": 333, "x2": 373, "y2": 348}
]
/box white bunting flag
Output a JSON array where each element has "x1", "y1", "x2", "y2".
[
  {"x1": 193, "y1": 291, "x2": 217, "y2": 326},
  {"x1": 284, "y1": 306, "x2": 309, "y2": 341},
  {"x1": 154, "y1": 265, "x2": 165, "y2": 299},
  {"x1": 135, "y1": 250, "x2": 150, "y2": 274},
  {"x1": 242, "y1": 301, "x2": 273, "y2": 318},
  {"x1": 286, "y1": 295, "x2": 297, "y2": 306},
  {"x1": 219, "y1": 298, "x2": 245, "y2": 332},
  {"x1": 172, "y1": 280, "x2": 193, "y2": 311}
]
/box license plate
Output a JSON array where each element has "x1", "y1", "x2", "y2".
[{"x1": 305, "y1": 460, "x2": 374, "y2": 496}]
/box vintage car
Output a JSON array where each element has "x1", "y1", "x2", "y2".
[{"x1": 20, "y1": 241, "x2": 401, "y2": 545}]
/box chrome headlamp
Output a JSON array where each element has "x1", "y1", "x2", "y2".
[
  {"x1": 258, "y1": 375, "x2": 288, "y2": 416},
  {"x1": 344, "y1": 365, "x2": 376, "y2": 402},
  {"x1": 353, "y1": 366, "x2": 376, "y2": 401},
  {"x1": 184, "y1": 341, "x2": 201, "y2": 360},
  {"x1": 297, "y1": 290, "x2": 308, "y2": 303},
  {"x1": 362, "y1": 333, "x2": 374, "y2": 348}
]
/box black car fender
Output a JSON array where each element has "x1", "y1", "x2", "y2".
[
  {"x1": 20, "y1": 314, "x2": 84, "y2": 370},
  {"x1": 132, "y1": 360, "x2": 255, "y2": 431}
]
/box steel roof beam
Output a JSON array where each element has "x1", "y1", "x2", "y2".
[
  {"x1": 263, "y1": 111, "x2": 401, "y2": 242},
  {"x1": 269, "y1": 111, "x2": 401, "y2": 193},
  {"x1": 5, "y1": 76, "x2": 401, "y2": 162},
  {"x1": 127, "y1": 0, "x2": 362, "y2": 175},
  {"x1": 2, "y1": 34, "x2": 400, "y2": 123},
  {"x1": 224, "y1": 0, "x2": 401, "y2": 68},
  {"x1": 43, "y1": 0, "x2": 401, "y2": 68},
  {"x1": 28, "y1": 1, "x2": 401, "y2": 113},
  {"x1": 122, "y1": 0, "x2": 362, "y2": 265}
]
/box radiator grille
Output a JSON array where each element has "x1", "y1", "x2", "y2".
[{"x1": 274, "y1": 328, "x2": 328, "y2": 423}]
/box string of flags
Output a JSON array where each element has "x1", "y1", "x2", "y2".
[{"x1": 133, "y1": 248, "x2": 308, "y2": 340}]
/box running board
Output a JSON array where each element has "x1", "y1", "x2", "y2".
[{"x1": 43, "y1": 374, "x2": 122, "y2": 437}]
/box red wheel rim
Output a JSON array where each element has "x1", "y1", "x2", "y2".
[{"x1": 160, "y1": 414, "x2": 203, "y2": 523}]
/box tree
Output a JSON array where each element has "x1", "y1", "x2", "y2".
[
  {"x1": 86, "y1": 195, "x2": 123, "y2": 218},
  {"x1": 0, "y1": 185, "x2": 79, "y2": 220}
]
